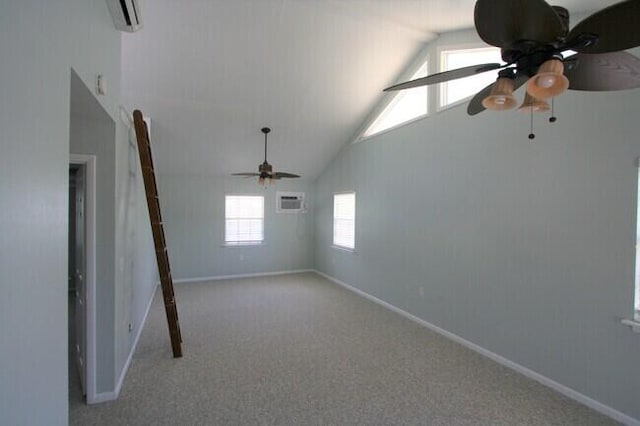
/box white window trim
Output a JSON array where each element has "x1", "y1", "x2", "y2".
[
  {"x1": 436, "y1": 43, "x2": 503, "y2": 113},
  {"x1": 223, "y1": 241, "x2": 267, "y2": 248},
  {"x1": 224, "y1": 194, "x2": 265, "y2": 247},
  {"x1": 633, "y1": 161, "x2": 640, "y2": 324},
  {"x1": 331, "y1": 244, "x2": 357, "y2": 254},
  {"x1": 333, "y1": 191, "x2": 356, "y2": 251},
  {"x1": 622, "y1": 161, "x2": 640, "y2": 332},
  {"x1": 357, "y1": 114, "x2": 430, "y2": 143}
]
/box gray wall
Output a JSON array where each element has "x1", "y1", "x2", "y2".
[
  {"x1": 69, "y1": 70, "x2": 117, "y2": 392},
  {"x1": 69, "y1": 45, "x2": 159, "y2": 403},
  {"x1": 69, "y1": 74, "x2": 157, "y2": 396},
  {"x1": 315, "y1": 36, "x2": 640, "y2": 421},
  {"x1": 0, "y1": 1, "x2": 121, "y2": 424},
  {"x1": 1, "y1": 1, "x2": 157, "y2": 422},
  {"x1": 158, "y1": 174, "x2": 315, "y2": 280},
  {"x1": 114, "y1": 123, "x2": 159, "y2": 385}
]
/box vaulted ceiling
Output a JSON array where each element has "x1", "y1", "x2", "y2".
[{"x1": 121, "y1": 0, "x2": 618, "y2": 180}]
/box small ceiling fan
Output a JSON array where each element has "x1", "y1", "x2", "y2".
[
  {"x1": 232, "y1": 127, "x2": 300, "y2": 184},
  {"x1": 384, "y1": 0, "x2": 640, "y2": 131}
]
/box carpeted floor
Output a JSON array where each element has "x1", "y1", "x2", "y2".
[{"x1": 70, "y1": 272, "x2": 618, "y2": 425}]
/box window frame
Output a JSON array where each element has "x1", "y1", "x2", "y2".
[
  {"x1": 437, "y1": 44, "x2": 503, "y2": 112},
  {"x1": 332, "y1": 191, "x2": 356, "y2": 251},
  {"x1": 224, "y1": 194, "x2": 265, "y2": 246}
]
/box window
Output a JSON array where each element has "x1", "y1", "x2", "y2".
[
  {"x1": 363, "y1": 60, "x2": 428, "y2": 138},
  {"x1": 333, "y1": 192, "x2": 355, "y2": 249},
  {"x1": 225, "y1": 195, "x2": 264, "y2": 245},
  {"x1": 439, "y1": 47, "x2": 503, "y2": 108}
]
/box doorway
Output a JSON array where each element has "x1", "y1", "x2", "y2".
[
  {"x1": 68, "y1": 164, "x2": 85, "y2": 401},
  {"x1": 68, "y1": 154, "x2": 96, "y2": 405}
]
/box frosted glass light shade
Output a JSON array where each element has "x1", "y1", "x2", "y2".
[
  {"x1": 481, "y1": 77, "x2": 517, "y2": 111},
  {"x1": 526, "y1": 59, "x2": 569, "y2": 99},
  {"x1": 518, "y1": 93, "x2": 550, "y2": 112}
]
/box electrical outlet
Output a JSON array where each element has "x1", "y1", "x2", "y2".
[
  {"x1": 128, "y1": 323, "x2": 133, "y2": 332},
  {"x1": 419, "y1": 287, "x2": 424, "y2": 298}
]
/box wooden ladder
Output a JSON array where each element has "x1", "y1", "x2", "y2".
[{"x1": 133, "y1": 110, "x2": 183, "y2": 358}]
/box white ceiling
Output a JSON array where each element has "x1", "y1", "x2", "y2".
[{"x1": 121, "y1": 0, "x2": 618, "y2": 180}]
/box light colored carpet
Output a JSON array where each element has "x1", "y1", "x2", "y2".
[{"x1": 70, "y1": 272, "x2": 618, "y2": 425}]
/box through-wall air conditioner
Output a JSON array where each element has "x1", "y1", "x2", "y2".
[
  {"x1": 276, "y1": 192, "x2": 306, "y2": 213},
  {"x1": 106, "y1": 0, "x2": 143, "y2": 32}
]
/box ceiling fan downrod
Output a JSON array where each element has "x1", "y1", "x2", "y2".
[{"x1": 262, "y1": 127, "x2": 270, "y2": 163}]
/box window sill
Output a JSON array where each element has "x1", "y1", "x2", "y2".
[
  {"x1": 437, "y1": 95, "x2": 474, "y2": 113},
  {"x1": 620, "y1": 318, "x2": 640, "y2": 333},
  {"x1": 223, "y1": 242, "x2": 266, "y2": 248},
  {"x1": 331, "y1": 245, "x2": 356, "y2": 254},
  {"x1": 354, "y1": 113, "x2": 429, "y2": 144}
]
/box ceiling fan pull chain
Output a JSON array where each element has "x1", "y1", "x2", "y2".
[
  {"x1": 528, "y1": 108, "x2": 535, "y2": 140},
  {"x1": 549, "y1": 98, "x2": 557, "y2": 123}
]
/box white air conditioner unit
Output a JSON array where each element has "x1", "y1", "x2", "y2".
[
  {"x1": 276, "y1": 192, "x2": 306, "y2": 213},
  {"x1": 106, "y1": 0, "x2": 143, "y2": 32}
]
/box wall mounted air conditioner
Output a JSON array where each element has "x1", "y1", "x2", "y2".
[
  {"x1": 106, "y1": 0, "x2": 143, "y2": 32},
  {"x1": 276, "y1": 192, "x2": 306, "y2": 213}
]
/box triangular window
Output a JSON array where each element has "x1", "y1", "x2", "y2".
[
  {"x1": 439, "y1": 47, "x2": 502, "y2": 108},
  {"x1": 363, "y1": 60, "x2": 428, "y2": 138}
]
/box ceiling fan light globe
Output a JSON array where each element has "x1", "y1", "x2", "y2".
[
  {"x1": 518, "y1": 93, "x2": 550, "y2": 112},
  {"x1": 526, "y1": 59, "x2": 569, "y2": 99},
  {"x1": 483, "y1": 95, "x2": 517, "y2": 110},
  {"x1": 537, "y1": 74, "x2": 556, "y2": 88},
  {"x1": 481, "y1": 77, "x2": 517, "y2": 111}
]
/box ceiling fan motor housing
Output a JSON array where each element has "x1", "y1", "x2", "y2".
[{"x1": 259, "y1": 162, "x2": 273, "y2": 174}]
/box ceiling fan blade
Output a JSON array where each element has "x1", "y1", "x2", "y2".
[
  {"x1": 474, "y1": 0, "x2": 564, "y2": 48},
  {"x1": 467, "y1": 73, "x2": 528, "y2": 116},
  {"x1": 232, "y1": 172, "x2": 260, "y2": 177},
  {"x1": 273, "y1": 172, "x2": 300, "y2": 179},
  {"x1": 384, "y1": 63, "x2": 503, "y2": 92},
  {"x1": 567, "y1": 0, "x2": 640, "y2": 54},
  {"x1": 565, "y1": 52, "x2": 640, "y2": 91}
]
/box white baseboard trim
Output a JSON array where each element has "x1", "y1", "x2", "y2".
[
  {"x1": 314, "y1": 270, "x2": 640, "y2": 426},
  {"x1": 173, "y1": 269, "x2": 314, "y2": 284},
  {"x1": 89, "y1": 283, "x2": 158, "y2": 404},
  {"x1": 90, "y1": 390, "x2": 118, "y2": 405}
]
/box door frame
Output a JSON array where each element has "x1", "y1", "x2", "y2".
[{"x1": 69, "y1": 154, "x2": 97, "y2": 404}]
